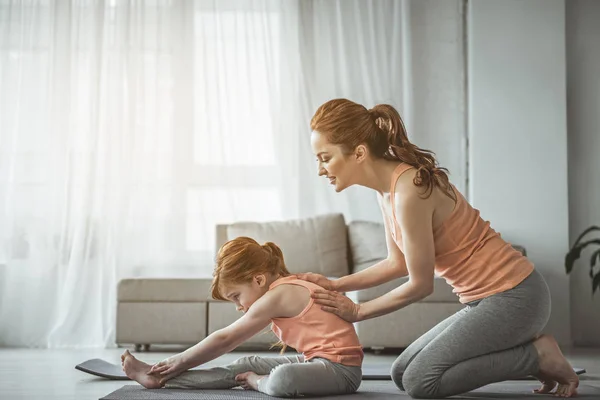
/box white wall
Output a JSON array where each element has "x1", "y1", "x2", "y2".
[
  {"x1": 566, "y1": 0, "x2": 600, "y2": 346},
  {"x1": 407, "y1": 0, "x2": 467, "y2": 198},
  {"x1": 468, "y1": 0, "x2": 571, "y2": 345}
]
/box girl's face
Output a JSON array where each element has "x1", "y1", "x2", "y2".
[
  {"x1": 310, "y1": 132, "x2": 359, "y2": 192},
  {"x1": 222, "y1": 275, "x2": 268, "y2": 313}
]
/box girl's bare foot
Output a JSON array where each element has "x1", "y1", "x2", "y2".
[
  {"x1": 121, "y1": 350, "x2": 163, "y2": 389},
  {"x1": 533, "y1": 335, "x2": 579, "y2": 397},
  {"x1": 235, "y1": 371, "x2": 266, "y2": 391}
]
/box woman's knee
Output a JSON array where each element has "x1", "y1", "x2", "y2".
[
  {"x1": 401, "y1": 363, "x2": 439, "y2": 399},
  {"x1": 391, "y1": 351, "x2": 413, "y2": 390}
]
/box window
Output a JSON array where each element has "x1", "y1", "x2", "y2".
[{"x1": 173, "y1": 7, "x2": 286, "y2": 269}]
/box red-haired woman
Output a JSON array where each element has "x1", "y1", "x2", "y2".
[{"x1": 300, "y1": 98, "x2": 578, "y2": 398}]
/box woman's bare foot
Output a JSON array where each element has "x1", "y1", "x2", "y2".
[
  {"x1": 533, "y1": 335, "x2": 579, "y2": 397},
  {"x1": 235, "y1": 371, "x2": 266, "y2": 391},
  {"x1": 121, "y1": 350, "x2": 163, "y2": 389},
  {"x1": 533, "y1": 370, "x2": 558, "y2": 395}
]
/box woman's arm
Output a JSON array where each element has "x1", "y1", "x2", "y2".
[
  {"x1": 334, "y1": 200, "x2": 408, "y2": 292},
  {"x1": 356, "y1": 179, "x2": 436, "y2": 320},
  {"x1": 312, "y1": 177, "x2": 438, "y2": 322},
  {"x1": 356, "y1": 280, "x2": 432, "y2": 321},
  {"x1": 334, "y1": 258, "x2": 405, "y2": 292}
]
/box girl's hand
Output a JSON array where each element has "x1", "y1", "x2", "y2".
[
  {"x1": 296, "y1": 273, "x2": 338, "y2": 291},
  {"x1": 311, "y1": 289, "x2": 360, "y2": 322},
  {"x1": 148, "y1": 355, "x2": 188, "y2": 379}
]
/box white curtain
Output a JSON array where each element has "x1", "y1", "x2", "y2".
[{"x1": 0, "y1": 0, "x2": 464, "y2": 347}]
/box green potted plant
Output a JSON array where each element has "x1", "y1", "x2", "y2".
[{"x1": 565, "y1": 225, "x2": 600, "y2": 295}]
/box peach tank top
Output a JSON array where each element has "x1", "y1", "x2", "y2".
[
  {"x1": 269, "y1": 276, "x2": 364, "y2": 367},
  {"x1": 387, "y1": 163, "x2": 534, "y2": 303}
]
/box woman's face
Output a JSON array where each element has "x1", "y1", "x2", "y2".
[{"x1": 310, "y1": 132, "x2": 358, "y2": 192}]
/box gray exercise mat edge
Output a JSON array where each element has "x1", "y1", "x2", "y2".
[
  {"x1": 76, "y1": 359, "x2": 129, "y2": 380},
  {"x1": 101, "y1": 382, "x2": 600, "y2": 400},
  {"x1": 76, "y1": 358, "x2": 586, "y2": 381}
]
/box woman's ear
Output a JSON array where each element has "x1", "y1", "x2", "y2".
[{"x1": 355, "y1": 144, "x2": 368, "y2": 163}]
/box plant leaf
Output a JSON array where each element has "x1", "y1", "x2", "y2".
[
  {"x1": 593, "y1": 271, "x2": 600, "y2": 295},
  {"x1": 565, "y1": 247, "x2": 582, "y2": 274},
  {"x1": 591, "y1": 249, "x2": 600, "y2": 268},
  {"x1": 565, "y1": 239, "x2": 600, "y2": 274},
  {"x1": 572, "y1": 225, "x2": 600, "y2": 249},
  {"x1": 591, "y1": 249, "x2": 600, "y2": 279}
]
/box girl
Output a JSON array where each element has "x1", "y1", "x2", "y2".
[
  {"x1": 299, "y1": 98, "x2": 579, "y2": 398},
  {"x1": 121, "y1": 236, "x2": 363, "y2": 398}
]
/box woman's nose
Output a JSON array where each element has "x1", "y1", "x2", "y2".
[{"x1": 318, "y1": 166, "x2": 327, "y2": 176}]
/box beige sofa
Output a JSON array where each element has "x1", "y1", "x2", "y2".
[{"x1": 116, "y1": 213, "x2": 525, "y2": 351}]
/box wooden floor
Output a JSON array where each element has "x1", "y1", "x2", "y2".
[{"x1": 1, "y1": 346, "x2": 599, "y2": 400}]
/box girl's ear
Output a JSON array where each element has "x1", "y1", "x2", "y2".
[{"x1": 254, "y1": 274, "x2": 267, "y2": 287}]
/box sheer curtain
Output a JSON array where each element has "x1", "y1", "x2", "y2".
[{"x1": 0, "y1": 0, "x2": 465, "y2": 347}]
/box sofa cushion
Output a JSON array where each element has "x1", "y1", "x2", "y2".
[
  {"x1": 353, "y1": 302, "x2": 465, "y2": 348},
  {"x1": 118, "y1": 279, "x2": 214, "y2": 302},
  {"x1": 226, "y1": 213, "x2": 349, "y2": 277},
  {"x1": 347, "y1": 220, "x2": 387, "y2": 269},
  {"x1": 117, "y1": 302, "x2": 207, "y2": 344}
]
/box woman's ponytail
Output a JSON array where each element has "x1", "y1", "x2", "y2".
[{"x1": 369, "y1": 104, "x2": 455, "y2": 201}]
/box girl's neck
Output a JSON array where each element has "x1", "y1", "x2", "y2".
[{"x1": 266, "y1": 273, "x2": 285, "y2": 288}]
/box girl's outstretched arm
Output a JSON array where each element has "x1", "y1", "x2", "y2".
[{"x1": 149, "y1": 289, "x2": 284, "y2": 377}]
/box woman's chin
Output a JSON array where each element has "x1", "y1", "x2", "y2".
[{"x1": 333, "y1": 182, "x2": 346, "y2": 192}]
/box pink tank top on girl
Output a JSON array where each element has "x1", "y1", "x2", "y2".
[
  {"x1": 387, "y1": 163, "x2": 534, "y2": 304},
  {"x1": 269, "y1": 276, "x2": 364, "y2": 367}
]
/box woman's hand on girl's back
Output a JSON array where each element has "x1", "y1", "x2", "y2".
[
  {"x1": 297, "y1": 273, "x2": 337, "y2": 291},
  {"x1": 311, "y1": 289, "x2": 360, "y2": 323}
]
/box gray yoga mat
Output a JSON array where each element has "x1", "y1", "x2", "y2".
[
  {"x1": 76, "y1": 359, "x2": 129, "y2": 380},
  {"x1": 76, "y1": 358, "x2": 587, "y2": 381},
  {"x1": 101, "y1": 381, "x2": 600, "y2": 400}
]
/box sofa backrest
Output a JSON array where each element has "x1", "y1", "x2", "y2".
[
  {"x1": 214, "y1": 213, "x2": 350, "y2": 277},
  {"x1": 347, "y1": 220, "x2": 388, "y2": 273}
]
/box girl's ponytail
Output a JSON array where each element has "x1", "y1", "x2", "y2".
[{"x1": 262, "y1": 242, "x2": 291, "y2": 277}]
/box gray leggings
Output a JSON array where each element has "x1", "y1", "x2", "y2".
[
  {"x1": 165, "y1": 354, "x2": 362, "y2": 397},
  {"x1": 392, "y1": 269, "x2": 550, "y2": 399}
]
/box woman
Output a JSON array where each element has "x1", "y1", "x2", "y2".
[{"x1": 300, "y1": 98, "x2": 578, "y2": 398}]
